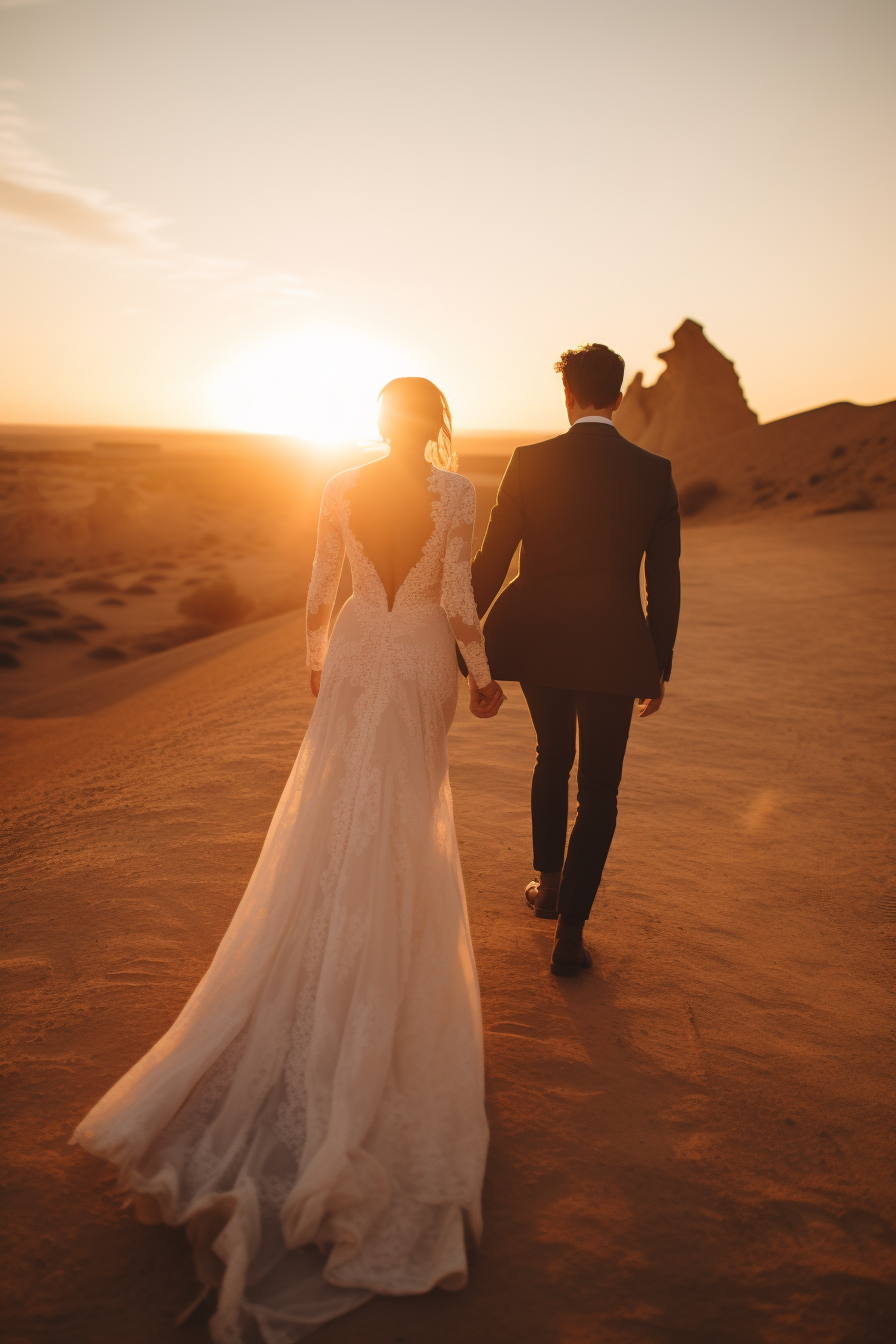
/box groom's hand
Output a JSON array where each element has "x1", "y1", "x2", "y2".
[
  {"x1": 469, "y1": 678, "x2": 505, "y2": 719},
  {"x1": 638, "y1": 680, "x2": 665, "y2": 718}
]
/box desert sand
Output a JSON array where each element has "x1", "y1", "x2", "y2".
[
  {"x1": 2, "y1": 504, "x2": 894, "y2": 1343},
  {"x1": 0, "y1": 437, "x2": 330, "y2": 708}
]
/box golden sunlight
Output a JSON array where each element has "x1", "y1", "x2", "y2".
[{"x1": 208, "y1": 326, "x2": 412, "y2": 447}]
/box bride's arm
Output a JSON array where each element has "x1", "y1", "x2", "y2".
[
  {"x1": 442, "y1": 479, "x2": 503, "y2": 715},
  {"x1": 306, "y1": 480, "x2": 346, "y2": 681}
]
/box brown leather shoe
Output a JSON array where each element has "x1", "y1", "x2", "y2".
[
  {"x1": 525, "y1": 878, "x2": 560, "y2": 920},
  {"x1": 550, "y1": 921, "x2": 593, "y2": 977}
]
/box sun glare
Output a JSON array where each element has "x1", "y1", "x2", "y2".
[{"x1": 209, "y1": 326, "x2": 412, "y2": 448}]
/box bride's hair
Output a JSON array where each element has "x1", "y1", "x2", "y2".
[{"x1": 378, "y1": 377, "x2": 457, "y2": 473}]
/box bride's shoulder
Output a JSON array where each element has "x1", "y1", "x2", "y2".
[
  {"x1": 322, "y1": 465, "x2": 362, "y2": 501},
  {"x1": 432, "y1": 466, "x2": 474, "y2": 496},
  {"x1": 431, "y1": 467, "x2": 475, "y2": 523}
]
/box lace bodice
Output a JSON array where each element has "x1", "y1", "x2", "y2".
[{"x1": 305, "y1": 465, "x2": 492, "y2": 687}]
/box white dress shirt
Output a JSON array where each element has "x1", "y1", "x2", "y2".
[{"x1": 573, "y1": 415, "x2": 614, "y2": 426}]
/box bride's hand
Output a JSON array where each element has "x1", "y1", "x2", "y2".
[
  {"x1": 469, "y1": 676, "x2": 505, "y2": 718},
  {"x1": 310, "y1": 670, "x2": 321, "y2": 698}
]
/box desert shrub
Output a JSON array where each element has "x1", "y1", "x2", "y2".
[
  {"x1": 89, "y1": 645, "x2": 127, "y2": 661},
  {"x1": 815, "y1": 491, "x2": 874, "y2": 516},
  {"x1": 13, "y1": 596, "x2": 63, "y2": 618},
  {"x1": 0, "y1": 650, "x2": 20, "y2": 668},
  {"x1": 99, "y1": 596, "x2": 126, "y2": 606},
  {"x1": 125, "y1": 583, "x2": 156, "y2": 595},
  {"x1": 49, "y1": 627, "x2": 84, "y2": 642},
  {"x1": 0, "y1": 614, "x2": 29, "y2": 628},
  {"x1": 679, "y1": 479, "x2": 721, "y2": 517},
  {"x1": 177, "y1": 575, "x2": 254, "y2": 629},
  {"x1": 22, "y1": 629, "x2": 53, "y2": 643},
  {"x1": 67, "y1": 577, "x2": 119, "y2": 593}
]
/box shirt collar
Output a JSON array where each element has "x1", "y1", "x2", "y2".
[{"x1": 572, "y1": 415, "x2": 614, "y2": 427}]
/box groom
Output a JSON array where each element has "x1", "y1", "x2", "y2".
[{"x1": 469, "y1": 343, "x2": 680, "y2": 976}]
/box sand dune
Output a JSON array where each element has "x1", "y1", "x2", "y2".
[
  {"x1": 2, "y1": 508, "x2": 894, "y2": 1343},
  {"x1": 4, "y1": 612, "x2": 295, "y2": 720},
  {"x1": 668, "y1": 397, "x2": 896, "y2": 522}
]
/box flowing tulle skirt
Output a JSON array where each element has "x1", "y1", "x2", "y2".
[{"x1": 73, "y1": 597, "x2": 489, "y2": 1343}]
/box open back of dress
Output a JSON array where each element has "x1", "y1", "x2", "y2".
[{"x1": 342, "y1": 467, "x2": 440, "y2": 610}]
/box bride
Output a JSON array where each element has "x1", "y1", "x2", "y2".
[{"x1": 73, "y1": 377, "x2": 505, "y2": 1342}]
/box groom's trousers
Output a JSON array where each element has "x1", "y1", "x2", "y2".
[{"x1": 520, "y1": 683, "x2": 634, "y2": 922}]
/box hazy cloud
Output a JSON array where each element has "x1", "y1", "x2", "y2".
[
  {"x1": 0, "y1": 172, "x2": 163, "y2": 245},
  {"x1": 0, "y1": 95, "x2": 177, "y2": 250},
  {"x1": 0, "y1": 95, "x2": 316, "y2": 305},
  {"x1": 0, "y1": 1, "x2": 54, "y2": 9},
  {"x1": 229, "y1": 272, "x2": 319, "y2": 307}
]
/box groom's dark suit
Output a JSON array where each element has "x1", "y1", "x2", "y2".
[{"x1": 471, "y1": 420, "x2": 680, "y2": 920}]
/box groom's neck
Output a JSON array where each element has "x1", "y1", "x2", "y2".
[
  {"x1": 564, "y1": 390, "x2": 623, "y2": 425},
  {"x1": 567, "y1": 402, "x2": 614, "y2": 424}
]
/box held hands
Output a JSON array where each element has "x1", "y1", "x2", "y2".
[
  {"x1": 314, "y1": 666, "x2": 506, "y2": 716},
  {"x1": 638, "y1": 679, "x2": 665, "y2": 718},
  {"x1": 469, "y1": 675, "x2": 505, "y2": 719}
]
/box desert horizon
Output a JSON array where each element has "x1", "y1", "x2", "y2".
[{"x1": 2, "y1": 319, "x2": 893, "y2": 716}]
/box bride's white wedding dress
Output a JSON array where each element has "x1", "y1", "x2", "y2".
[{"x1": 73, "y1": 463, "x2": 493, "y2": 1343}]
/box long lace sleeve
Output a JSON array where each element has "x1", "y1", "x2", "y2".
[
  {"x1": 441, "y1": 478, "x2": 492, "y2": 687},
  {"x1": 305, "y1": 480, "x2": 346, "y2": 670}
]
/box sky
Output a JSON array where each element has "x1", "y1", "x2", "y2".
[{"x1": 0, "y1": 0, "x2": 893, "y2": 441}]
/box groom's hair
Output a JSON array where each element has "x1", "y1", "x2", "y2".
[{"x1": 554, "y1": 343, "x2": 625, "y2": 409}]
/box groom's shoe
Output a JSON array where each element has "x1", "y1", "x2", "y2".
[
  {"x1": 550, "y1": 917, "x2": 593, "y2": 977},
  {"x1": 525, "y1": 873, "x2": 561, "y2": 920}
]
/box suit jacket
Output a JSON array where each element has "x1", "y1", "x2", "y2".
[{"x1": 470, "y1": 421, "x2": 680, "y2": 697}]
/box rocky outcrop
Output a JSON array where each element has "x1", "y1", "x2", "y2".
[{"x1": 615, "y1": 319, "x2": 758, "y2": 459}]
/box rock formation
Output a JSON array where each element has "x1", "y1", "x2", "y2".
[{"x1": 615, "y1": 319, "x2": 758, "y2": 458}]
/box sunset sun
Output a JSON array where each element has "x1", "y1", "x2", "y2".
[{"x1": 209, "y1": 326, "x2": 412, "y2": 447}]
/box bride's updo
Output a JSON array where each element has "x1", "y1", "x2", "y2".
[{"x1": 378, "y1": 377, "x2": 457, "y2": 473}]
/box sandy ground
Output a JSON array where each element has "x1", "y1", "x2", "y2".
[{"x1": 1, "y1": 510, "x2": 894, "y2": 1343}]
